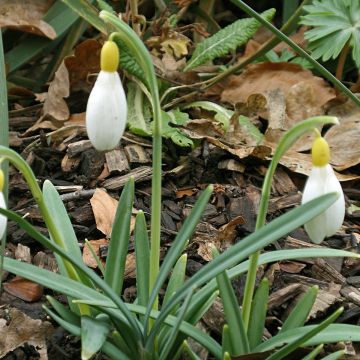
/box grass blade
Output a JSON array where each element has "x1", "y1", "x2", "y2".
[
  {"x1": 301, "y1": 344, "x2": 324, "y2": 360},
  {"x1": 160, "y1": 288, "x2": 194, "y2": 360},
  {"x1": 163, "y1": 253, "x2": 187, "y2": 311},
  {"x1": 105, "y1": 177, "x2": 134, "y2": 294},
  {"x1": 265, "y1": 308, "x2": 343, "y2": 360},
  {"x1": 144, "y1": 185, "x2": 213, "y2": 328},
  {"x1": 134, "y1": 210, "x2": 150, "y2": 309},
  {"x1": 213, "y1": 247, "x2": 249, "y2": 355},
  {"x1": 146, "y1": 193, "x2": 339, "y2": 348},
  {"x1": 248, "y1": 278, "x2": 269, "y2": 349},
  {"x1": 279, "y1": 286, "x2": 318, "y2": 334}
]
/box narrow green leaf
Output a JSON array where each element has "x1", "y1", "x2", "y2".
[
  {"x1": 134, "y1": 211, "x2": 150, "y2": 308},
  {"x1": 144, "y1": 185, "x2": 213, "y2": 328},
  {"x1": 43, "y1": 305, "x2": 130, "y2": 360},
  {"x1": 222, "y1": 325, "x2": 232, "y2": 356},
  {"x1": 279, "y1": 286, "x2": 318, "y2": 334},
  {"x1": 163, "y1": 253, "x2": 188, "y2": 311},
  {"x1": 46, "y1": 295, "x2": 80, "y2": 326},
  {"x1": 321, "y1": 350, "x2": 345, "y2": 360},
  {"x1": 184, "y1": 8, "x2": 275, "y2": 71},
  {"x1": 181, "y1": 341, "x2": 201, "y2": 360},
  {"x1": 254, "y1": 324, "x2": 360, "y2": 353},
  {"x1": 265, "y1": 308, "x2": 343, "y2": 360},
  {"x1": 189, "y1": 248, "x2": 359, "y2": 317},
  {"x1": 301, "y1": 344, "x2": 324, "y2": 360},
  {"x1": 0, "y1": 208, "x2": 142, "y2": 349},
  {"x1": 146, "y1": 193, "x2": 339, "y2": 347},
  {"x1": 213, "y1": 247, "x2": 249, "y2": 355},
  {"x1": 105, "y1": 178, "x2": 134, "y2": 294},
  {"x1": 160, "y1": 288, "x2": 194, "y2": 360},
  {"x1": 248, "y1": 278, "x2": 269, "y2": 349},
  {"x1": 42, "y1": 180, "x2": 93, "y2": 300},
  {"x1": 81, "y1": 314, "x2": 111, "y2": 360},
  {"x1": 84, "y1": 239, "x2": 105, "y2": 276}
]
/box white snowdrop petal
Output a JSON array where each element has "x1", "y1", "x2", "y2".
[
  {"x1": 0, "y1": 192, "x2": 7, "y2": 239},
  {"x1": 301, "y1": 164, "x2": 345, "y2": 244},
  {"x1": 324, "y1": 165, "x2": 345, "y2": 237},
  {"x1": 86, "y1": 71, "x2": 127, "y2": 151},
  {"x1": 304, "y1": 214, "x2": 327, "y2": 244},
  {"x1": 301, "y1": 167, "x2": 325, "y2": 205}
]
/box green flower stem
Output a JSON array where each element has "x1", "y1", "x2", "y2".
[
  {"x1": 0, "y1": 31, "x2": 9, "y2": 290},
  {"x1": 0, "y1": 146, "x2": 89, "y2": 314},
  {"x1": 231, "y1": 0, "x2": 360, "y2": 108},
  {"x1": 241, "y1": 116, "x2": 340, "y2": 331},
  {"x1": 101, "y1": 12, "x2": 162, "y2": 311}
]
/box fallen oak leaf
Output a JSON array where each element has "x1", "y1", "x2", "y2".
[
  {"x1": 0, "y1": 307, "x2": 53, "y2": 359},
  {"x1": 0, "y1": 0, "x2": 56, "y2": 39}
]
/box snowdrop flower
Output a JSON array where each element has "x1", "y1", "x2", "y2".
[
  {"x1": 301, "y1": 134, "x2": 345, "y2": 244},
  {"x1": 86, "y1": 40, "x2": 127, "y2": 151},
  {"x1": 0, "y1": 169, "x2": 7, "y2": 239}
]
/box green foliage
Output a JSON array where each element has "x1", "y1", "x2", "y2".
[
  {"x1": 127, "y1": 82, "x2": 152, "y2": 136},
  {"x1": 161, "y1": 109, "x2": 193, "y2": 147},
  {"x1": 184, "y1": 8, "x2": 276, "y2": 71},
  {"x1": 300, "y1": 0, "x2": 360, "y2": 67}
]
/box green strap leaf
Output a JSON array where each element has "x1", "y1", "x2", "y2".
[
  {"x1": 266, "y1": 308, "x2": 343, "y2": 360},
  {"x1": 163, "y1": 253, "x2": 188, "y2": 312},
  {"x1": 184, "y1": 8, "x2": 275, "y2": 71},
  {"x1": 279, "y1": 286, "x2": 318, "y2": 334},
  {"x1": 213, "y1": 247, "x2": 249, "y2": 355},
  {"x1": 81, "y1": 314, "x2": 111, "y2": 360},
  {"x1": 134, "y1": 211, "x2": 150, "y2": 309},
  {"x1": 146, "y1": 193, "x2": 339, "y2": 347},
  {"x1": 247, "y1": 278, "x2": 269, "y2": 349},
  {"x1": 160, "y1": 288, "x2": 194, "y2": 360},
  {"x1": 105, "y1": 178, "x2": 134, "y2": 294}
]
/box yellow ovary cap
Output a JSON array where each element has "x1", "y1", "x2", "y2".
[
  {"x1": 100, "y1": 40, "x2": 119, "y2": 72},
  {"x1": 0, "y1": 170, "x2": 4, "y2": 192},
  {"x1": 312, "y1": 136, "x2": 330, "y2": 167}
]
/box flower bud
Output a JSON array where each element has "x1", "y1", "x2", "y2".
[
  {"x1": 86, "y1": 40, "x2": 127, "y2": 151},
  {"x1": 301, "y1": 135, "x2": 345, "y2": 244}
]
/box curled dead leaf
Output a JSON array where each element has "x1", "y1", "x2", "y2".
[
  {"x1": 0, "y1": 0, "x2": 56, "y2": 39},
  {"x1": 0, "y1": 307, "x2": 53, "y2": 359}
]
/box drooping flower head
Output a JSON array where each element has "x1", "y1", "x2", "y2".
[
  {"x1": 0, "y1": 169, "x2": 7, "y2": 239},
  {"x1": 86, "y1": 40, "x2": 128, "y2": 151},
  {"x1": 301, "y1": 132, "x2": 345, "y2": 244}
]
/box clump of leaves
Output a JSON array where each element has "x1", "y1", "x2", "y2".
[
  {"x1": 184, "y1": 8, "x2": 275, "y2": 71},
  {"x1": 300, "y1": 0, "x2": 360, "y2": 78}
]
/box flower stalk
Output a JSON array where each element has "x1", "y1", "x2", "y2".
[
  {"x1": 100, "y1": 12, "x2": 163, "y2": 314},
  {"x1": 241, "y1": 116, "x2": 340, "y2": 331}
]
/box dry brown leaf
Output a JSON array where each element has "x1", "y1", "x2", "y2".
[
  {"x1": 326, "y1": 121, "x2": 360, "y2": 171},
  {"x1": 325, "y1": 96, "x2": 360, "y2": 170},
  {"x1": 64, "y1": 39, "x2": 101, "y2": 92},
  {"x1": 279, "y1": 151, "x2": 360, "y2": 181},
  {"x1": 161, "y1": 33, "x2": 190, "y2": 58},
  {"x1": 124, "y1": 253, "x2": 136, "y2": 279},
  {"x1": 82, "y1": 239, "x2": 108, "y2": 268},
  {"x1": 217, "y1": 215, "x2": 245, "y2": 250},
  {"x1": 90, "y1": 188, "x2": 119, "y2": 237},
  {"x1": 0, "y1": 307, "x2": 53, "y2": 359},
  {"x1": 90, "y1": 188, "x2": 136, "y2": 237},
  {"x1": 222, "y1": 63, "x2": 335, "y2": 106},
  {"x1": 4, "y1": 277, "x2": 43, "y2": 302},
  {"x1": 43, "y1": 62, "x2": 70, "y2": 121},
  {"x1": 0, "y1": 0, "x2": 56, "y2": 39}
]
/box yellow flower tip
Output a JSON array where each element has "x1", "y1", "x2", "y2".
[
  {"x1": 0, "y1": 170, "x2": 4, "y2": 192},
  {"x1": 311, "y1": 136, "x2": 330, "y2": 167},
  {"x1": 100, "y1": 40, "x2": 119, "y2": 72}
]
